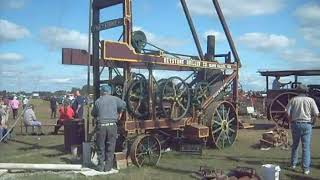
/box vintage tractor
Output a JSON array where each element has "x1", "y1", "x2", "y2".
[{"x1": 259, "y1": 70, "x2": 320, "y2": 128}]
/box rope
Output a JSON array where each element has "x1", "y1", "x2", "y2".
[{"x1": 0, "y1": 99, "x2": 31, "y2": 142}]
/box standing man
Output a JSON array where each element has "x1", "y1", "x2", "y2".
[
  {"x1": 72, "y1": 91, "x2": 86, "y2": 119},
  {"x1": 50, "y1": 96, "x2": 58, "y2": 119},
  {"x1": 9, "y1": 96, "x2": 20, "y2": 120},
  {"x1": 91, "y1": 85, "x2": 126, "y2": 172},
  {"x1": 286, "y1": 84, "x2": 319, "y2": 175}
]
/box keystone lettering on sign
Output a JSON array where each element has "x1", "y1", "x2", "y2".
[{"x1": 92, "y1": 18, "x2": 123, "y2": 32}]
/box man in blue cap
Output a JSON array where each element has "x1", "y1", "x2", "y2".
[{"x1": 91, "y1": 85, "x2": 126, "y2": 172}]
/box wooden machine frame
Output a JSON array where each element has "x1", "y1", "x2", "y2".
[{"x1": 62, "y1": 0, "x2": 241, "y2": 167}]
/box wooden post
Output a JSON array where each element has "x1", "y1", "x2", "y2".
[
  {"x1": 123, "y1": 0, "x2": 132, "y2": 45},
  {"x1": 148, "y1": 66, "x2": 155, "y2": 121},
  {"x1": 266, "y1": 76, "x2": 269, "y2": 91}
]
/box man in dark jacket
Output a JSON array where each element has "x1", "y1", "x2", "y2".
[
  {"x1": 50, "y1": 96, "x2": 58, "y2": 119},
  {"x1": 91, "y1": 85, "x2": 126, "y2": 172},
  {"x1": 72, "y1": 91, "x2": 86, "y2": 119}
]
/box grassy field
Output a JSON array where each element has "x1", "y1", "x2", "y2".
[{"x1": 0, "y1": 99, "x2": 319, "y2": 180}]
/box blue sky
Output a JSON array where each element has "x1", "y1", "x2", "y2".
[{"x1": 0, "y1": 0, "x2": 319, "y2": 92}]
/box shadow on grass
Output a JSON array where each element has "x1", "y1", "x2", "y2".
[
  {"x1": 156, "y1": 165, "x2": 194, "y2": 175},
  {"x1": 285, "y1": 173, "x2": 318, "y2": 180},
  {"x1": 204, "y1": 154, "x2": 289, "y2": 162},
  {"x1": 42, "y1": 152, "x2": 66, "y2": 158},
  {"x1": 212, "y1": 155, "x2": 291, "y2": 168},
  {"x1": 313, "y1": 164, "x2": 320, "y2": 169},
  {"x1": 250, "y1": 143, "x2": 261, "y2": 149},
  {"x1": 251, "y1": 123, "x2": 275, "y2": 130},
  {"x1": 13, "y1": 139, "x2": 66, "y2": 153}
]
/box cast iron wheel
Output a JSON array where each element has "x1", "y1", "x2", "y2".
[
  {"x1": 111, "y1": 75, "x2": 124, "y2": 97},
  {"x1": 269, "y1": 92, "x2": 298, "y2": 128},
  {"x1": 132, "y1": 30, "x2": 147, "y2": 53},
  {"x1": 132, "y1": 73, "x2": 146, "y2": 81},
  {"x1": 194, "y1": 81, "x2": 210, "y2": 106},
  {"x1": 130, "y1": 135, "x2": 161, "y2": 167},
  {"x1": 206, "y1": 101, "x2": 238, "y2": 149},
  {"x1": 126, "y1": 79, "x2": 149, "y2": 119},
  {"x1": 160, "y1": 76, "x2": 190, "y2": 121},
  {"x1": 113, "y1": 84, "x2": 123, "y2": 97}
]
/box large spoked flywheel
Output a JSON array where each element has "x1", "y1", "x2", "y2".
[
  {"x1": 130, "y1": 135, "x2": 161, "y2": 167},
  {"x1": 126, "y1": 78, "x2": 149, "y2": 119},
  {"x1": 206, "y1": 101, "x2": 238, "y2": 149},
  {"x1": 269, "y1": 92, "x2": 297, "y2": 128},
  {"x1": 160, "y1": 76, "x2": 190, "y2": 121}
]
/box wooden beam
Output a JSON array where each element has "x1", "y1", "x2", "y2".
[{"x1": 93, "y1": 0, "x2": 122, "y2": 9}]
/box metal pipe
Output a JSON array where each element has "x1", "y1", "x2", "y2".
[
  {"x1": 211, "y1": 0, "x2": 241, "y2": 66},
  {"x1": 266, "y1": 76, "x2": 269, "y2": 91},
  {"x1": 145, "y1": 42, "x2": 181, "y2": 59},
  {"x1": 180, "y1": 0, "x2": 204, "y2": 60},
  {"x1": 207, "y1": 35, "x2": 215, "y2": 61},
  {"x1": 92, "y1": 7, "x2": 100, "y2": 100},
  {"x1": 85, "y1": 0, "x2": 93, "y2": 143},
  {"x1": 143, "y1": 48, "x2": 198, "y2": 59}
]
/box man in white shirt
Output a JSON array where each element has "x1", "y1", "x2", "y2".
[
  {"x1": 286, "y1": 84, "x2": 319, "y2": 175},
  {"x1": 272, "y1": 76, "x2": 291, "y2": 90}
]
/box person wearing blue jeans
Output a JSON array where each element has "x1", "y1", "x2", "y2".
[{"x1": 286, "y1": 85, "x2": 319, "y2": 175}]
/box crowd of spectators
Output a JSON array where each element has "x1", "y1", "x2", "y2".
[{"x1": 0, "y1": 90, "x2": 87, "y2": 138}]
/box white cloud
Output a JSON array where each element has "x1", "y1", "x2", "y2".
[
  {"x1": 240, "y1": 72, "x2": 265, "y2": 91},
  {"x1": 295, "y1": 2, "x2": 320, "y2": 26},
  {"x1": 295, "y1": 2, "x2": 320, "y2": 47},
  {"x1": 0, "y1": 0, "x2": 27, "y2": 9},
  {"x1": 238, "y1": 33, "x2": 295, "y2": 51},
  {"x1": 133, "y1": 26, "x2": 187, "y2": 50},
  {"x1": 48, "y1": 78, "x2": 72, "y2": 84},
  {"x1": 0, "y1": 52, "x2": 24, "y2": 63},
  {"x1": 0, "y1": 19, "x2": 30, "y2": 43},
  {"x1": 185, "y1": 0, "x2": 285, "y2": 18},
  {"x1": 280, "y1": 49, "x2": 320, "y2": 65},
  {"x1": 204, "y1": 30, "x2": 225, "y2": 41},
  {"x1": 299, "y1": 26, "x2": 320, "y2": 47},
  {"x1": 39, "y1": 27, "x2": 88, "y2": 50}
]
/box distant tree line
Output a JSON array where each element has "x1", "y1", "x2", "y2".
[{"x1": 0, "y1": 84, "x2": 94, "y2": 98}]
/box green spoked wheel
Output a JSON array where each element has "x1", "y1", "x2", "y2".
[
  {"x1": 130, "y1": 135, "x2": 161, "y2": 167},
  {"x1": 206, "y1": 101, "x2": 238, "y2": 149},
  {"x1": 160, "y1": 76, "x2": 190, "y2": 121},
  {"x1": 194, "y1": 81, "x2": 210, "y2": 106}
]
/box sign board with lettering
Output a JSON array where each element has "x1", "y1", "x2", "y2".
[
  {"x1": 102, "y1": 41, "x2": 237, "y2": 70},
  {"x1": 92, "y1": 18, "x2": 123, "y2": 32}
]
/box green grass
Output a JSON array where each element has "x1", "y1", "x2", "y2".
[{"x1": 0, "y1": 99, "x2": 319, "y2": 179}]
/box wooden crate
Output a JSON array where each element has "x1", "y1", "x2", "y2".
[{"x1": 183, "y1": 124, "x2": 209, "y2": 140}]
